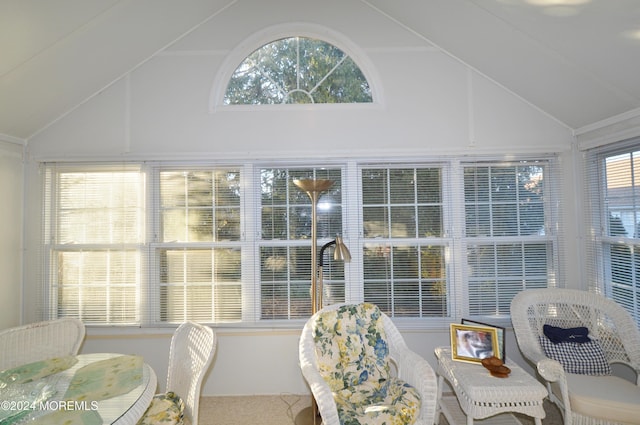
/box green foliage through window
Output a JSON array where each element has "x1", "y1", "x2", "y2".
[{"x1": 224, "y1": 37, "x2": 372, "y2": 105}]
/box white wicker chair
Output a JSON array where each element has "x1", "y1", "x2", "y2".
[
  {"x1": 511, "y1": 288, "x2": 640, "y2": 425},
  {"x1": 139, "y1": 321, "x2": 216, "y2": 425},
  {"x1": 0, "y1": 318, "x2": 85, "y2": 370},
  {"x1": 299, "y1": 302, "x2": 438, "y2": 425}
]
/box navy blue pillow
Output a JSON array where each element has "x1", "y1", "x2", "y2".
[{"x1": 543, "y1": 324, "x2": 591, "y2": 344}]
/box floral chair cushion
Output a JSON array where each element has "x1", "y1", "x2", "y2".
[
  {"x1": 137, "y1": 391, "x2": 184, "y2": 425},
  {"x1": 313, "y1": 303, "x2": 421, "y2": 425}
]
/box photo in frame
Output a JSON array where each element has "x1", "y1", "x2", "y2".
[
  {"x1": 450, "y1": 323, "x2": 500, "y2": 364},
  {"x1": 462, "y1": 318, "x2": 506, "y2": 361}
]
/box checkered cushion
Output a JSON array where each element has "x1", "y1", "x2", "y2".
[{"x1": 539, "y1": 336, "x2": 612, "y2": 375}]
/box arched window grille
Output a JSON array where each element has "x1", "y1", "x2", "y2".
[{"x1": 224, "y1": 36, "x2": 372, "y2": 105}]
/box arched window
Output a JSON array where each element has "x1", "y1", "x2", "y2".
[{"x1": 224, "y1": 37, "x2": 372, "y2": 105}]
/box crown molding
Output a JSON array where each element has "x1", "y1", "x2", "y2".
[{"x1": 0, "y1": 133, "x2": 26, "y2": 146}]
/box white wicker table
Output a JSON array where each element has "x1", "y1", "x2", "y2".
[{"x1": 434, "y1": 346, "x2": 547, "y2": 425}]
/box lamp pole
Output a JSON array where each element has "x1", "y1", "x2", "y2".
[
  {"x1": 293, "y1": 179, "x2": 351, "y2": 425},
  {"x1": 293, "y1": 178, "x2": 334, "y2": 313}
]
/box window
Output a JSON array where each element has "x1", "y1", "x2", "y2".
[
  {"x1": 41, "y1": 157, "x2": 561, "y2": 327},
  {"x1": 584, "y1": 140, "x2": 640, "y2": 324},
  {"x1": 224, "y1": 37, "x2": 372, "y2": 105},
  {"x1": 260, "y1": 167, "x2": 344, "y2": 319},
  {"x1": 361, "y1": 166, "x2": 447, "y2": 317},
  {"x1": 152, "y1": 169, "x2": 242, "y2": 323},
  {"x1": 43, "y1": 165, "x2": 144, "y2": 324},
  {"x1": 463, "y1": 162, "x2": 554, "y2": 316}
]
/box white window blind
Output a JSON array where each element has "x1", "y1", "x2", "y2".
[
  {"x1": 360, "y1": 165, "x2": 448, "y2": 318},
  {"x1": 41, "y1": 156, "x2": 561, "y2": 327},
  {"x1": 583, "y1": 139, "x2": 640, "y2": 324},
  {"x1": 259, "y1": 167, "x2": 345, "y2": 319},
  {"x1": 462, "y1": 161, "x2": 560, "y2": 317},
  {"x1": 43, "y1": 164, "x2": 144, "y2": 325},
  {"x1": 150, "y1": 168, "x2": 242, "y2": 324}
]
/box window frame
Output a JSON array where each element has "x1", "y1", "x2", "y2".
[
  {"x1": 459, "y1": 160, "x2": 561, "y2": 319},
  {"x1": 224, "y1": 36, "x2": 373, "y2": 105},
  {"x1": 584, "y1": 138, "x2": 640, "y2": 324},
  {"x1": 42, "y1": 163, "x2": 146, "y2": 325},
  {"x1": 257, "y1": 166, "x2": 347, "y2": 321},
  {"x1": 209, "y1": 24, "x2": 384, "y2": 112},
  {"x1": 41, "y1": 156, "x2": 562, "y2": 329},
  {"x1": 358, "y1": 163, "x2": 452, "y2": 320},
  {"x1": 147, "y1": 165, "x2": 245, "y2": 325}
]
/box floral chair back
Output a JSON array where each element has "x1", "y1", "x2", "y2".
[
  {"x1": 313, "y1": 303, "x2": 390, "y2": 393},
  {"x1": 310, "y1": 303, "x2": 421, "y2": 425}
]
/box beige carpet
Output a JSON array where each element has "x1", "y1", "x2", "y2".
[
  {"x1": 198, "y1": 395, "x2": 564, "y2": 425},
  {"x1": 199, "y1": 394, "x2": 312, "y2": 425}
]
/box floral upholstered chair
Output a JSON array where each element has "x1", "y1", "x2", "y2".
[{"x1": 299, "y1": 303, "x2": 438, "y2": 425}]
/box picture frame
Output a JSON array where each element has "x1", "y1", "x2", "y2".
[
  {"x1": 462, "y1": 318, "x2": 506, "y2": 361},
  {"x1": 450, "y1": 323, "x2": 500, "y2": 364}
]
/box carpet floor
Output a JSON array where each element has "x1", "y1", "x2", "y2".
[{"x1": 198, "y1": 395, "x2": 564, "y2": 425}]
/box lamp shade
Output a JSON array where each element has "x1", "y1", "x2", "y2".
[{"x1": 333, "y1": 236, "x2": 351, "y2": 262}]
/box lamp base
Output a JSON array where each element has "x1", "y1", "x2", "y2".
[{"x1": 294, "y1": 403, "x2": 321, "y2": 425}]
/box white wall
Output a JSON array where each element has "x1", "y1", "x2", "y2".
[
  {"x1": 0, "y1": 140, "x2": 23, "y2": 329},
  {"x1": 20, "y1": 0, "x2": 576, "y2": 396}
]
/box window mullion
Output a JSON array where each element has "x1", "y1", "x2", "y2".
[
  {"x1": 242, "y1": 163, "x2": 260, "y2": 323},
  {"x1": 448, "y1": 160, "x2": 466, "y2": 319},
  {"x1": 344, "y1": 161, "x2": 363, "y2": 303}
]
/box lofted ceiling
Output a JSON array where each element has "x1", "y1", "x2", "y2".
[{"x1": 1, "y1": 0, "x2": 639, "y2": 142}]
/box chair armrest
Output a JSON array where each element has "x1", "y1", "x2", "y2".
[
  {"x1": 535, "y1": 356, "x2": 572, "y2": 415},
  {"x1": 394, "y1": 349, "x2": 437, "y2": 391},
  {"x1": 614, "y1": 361, "x2": 640, "y2": 385},
  {"x1": 536, "y1": 358, "x2": 565, "y2": 382},
  {"x1": 299, "y1": 362, "x2": 340, "y2": 425},
  {"x1": 518, "y1": 344, "x2": 565, "y2": 383},
  {"x1": 392, "y1": 349, "x2": 438, "y2": 425}
]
